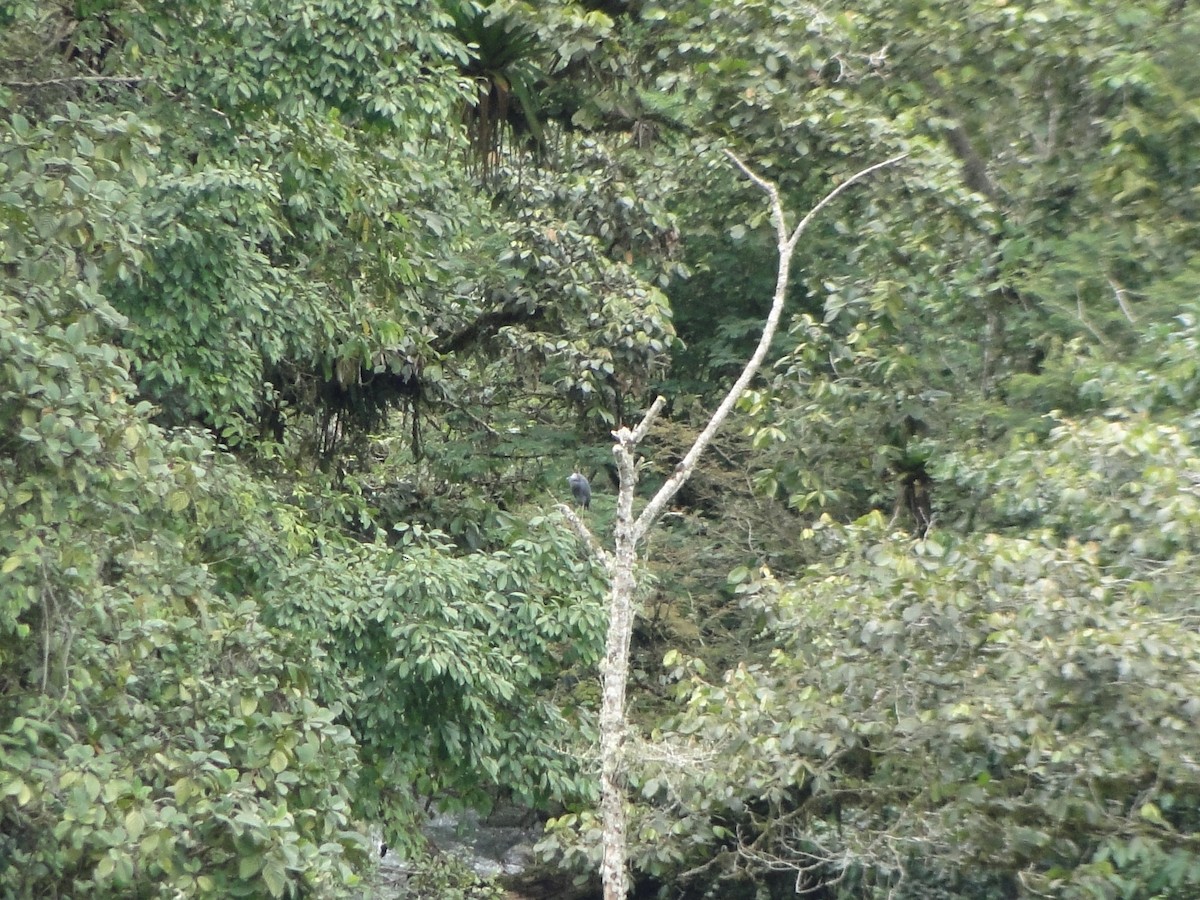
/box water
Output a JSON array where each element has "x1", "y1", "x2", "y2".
[
  {"x1": 366, "y1": 806, "x2": 545, "y2": 898},
  {"x1": 422, "y1": 808, "x2": 540, "y2": 877}
]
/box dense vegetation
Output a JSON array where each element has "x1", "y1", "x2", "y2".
[{"x1": 2, "y1": 0, "x2": 1197, "y2": 897}]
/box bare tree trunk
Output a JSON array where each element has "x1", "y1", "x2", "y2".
[{"x1": 560, "y1": 151, "x2": 906, "y2": 900}]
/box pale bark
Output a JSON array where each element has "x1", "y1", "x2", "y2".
[{"x1": 561, "y1": 152, "x2": 906, "y2": 900}]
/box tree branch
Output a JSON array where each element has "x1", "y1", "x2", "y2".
[
  {"x1": 556, "y1": 503, "x2": 614, "y2": 574},
  {"x1": 785, "y1": 153, "x2": 909, "y2": 250},
  {"x1": 1107, "y1": 276, "x2": 1137, "y2": 324},
  {"x1": 632, "y1": 151, "x2": 906, "y2": 540},
  {"x1": 2, "y1": 75, "x2": 147, "y2": 88},
  {"x1": 627, "y1": 395, "x2": 667, "y2": 445},
  {"x1": 434, "y1": 305, "x2": 545, "y2": 355},
  {"x1": 586, "y1": 149, "x2": 906, "y2": 900}
]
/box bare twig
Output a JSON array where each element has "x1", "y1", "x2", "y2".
[
  {"x1": 1075, "y1": 289, "x2": 1114, "y2": 349},
  {"x1": 1107, "y1": 276, "x2": 1137, "y2": 324},
  {"x1": 3, "y1": 75, "x2": 146, "y2": 88},
  {"x1": 39, "y1": 568, "x2": 53, "y2": 693},
  {"x1": 785, "y1": 153, "x2": 909, "y2": 249}
]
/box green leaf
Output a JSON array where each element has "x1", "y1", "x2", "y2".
[
  {"x1": 262, "y1": 859, "x2": 287, "y2": 897},
  {"x1": 239, "y1": 853, "x2": 264, "y2": 879},
  {"x1": 124, "y1": 809, "x2": 145, "y2": 840},
  {"x1": 1140, "y1": 802, "x2": 1165, "y2": 826}
]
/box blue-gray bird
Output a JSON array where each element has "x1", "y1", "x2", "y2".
[{"x1": 568, "y1": 472, "x2": 591, "y2": 509}]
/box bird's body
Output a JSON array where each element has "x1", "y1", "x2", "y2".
[{"x1": 568, "y1": 472, "x2": 591, "y2": 509}]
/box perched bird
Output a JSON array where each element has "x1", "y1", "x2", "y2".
[{"x1": 568, "y1": 472, "x2": 591, "y2": 510}]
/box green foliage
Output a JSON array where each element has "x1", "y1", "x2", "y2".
[
  {"x1": 484, "y1": 152, "x2": 677, "y2": 426},
  {"x1": 536, "y1": 4, "x2": 1200, "y2": 897},
  {"x1": 589, "y1": 297, "x2": 1200, "y2": 896},
  {"x1": 448, "y1": 0, "x2": 549, "y2": 171},
  {"x1": 63, "y1": 0, "x2": 476, "y2": 446},
  {"x1": 0, "y1": 100, "x2": 150, "y2": 650},
  {"x1": 5, "y1": 0, "x2": 1200, "y2": 896},
  {"x1": 263, "y1": 513, "x2": 608, "y2": 853},
  {"x1": 623, "y1": 503, "x2": 1200, "y2": 897},
  {"x1": 396, "y1": 850, "x2": 507, "y2": 900},
  {"x1": 0, "y1": 284, "x2": 370, "y2": 893},
  {"x1": 124, "y1": 0, "x2": 468, "y2": 131},
  {"x1": 0, "y1": 2, "x2": 621, "y2": 897},
  {"x1": 639, "y1": 0, "x2": 1198, "y2": 521}
]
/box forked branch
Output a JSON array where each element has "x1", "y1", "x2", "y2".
[
  {"x1": 580, "y1": 149, "x2": 906, "y2": 900},
  {"x1": 632, "y1": 151, "x2": 907, "y2": 541}
]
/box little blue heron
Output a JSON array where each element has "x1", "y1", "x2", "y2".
[{"x1": 568, "y1": 472, "x2": 591, "y2": 509}]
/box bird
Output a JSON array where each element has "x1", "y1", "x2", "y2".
[{"x1": 568, "y1": 472, "x2": 591, "y2": 510}]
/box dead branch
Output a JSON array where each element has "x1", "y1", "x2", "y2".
[
  {"x1": 632, "y1": 151, "x2": 907, "y2": 542},
  {"x1": 3, "y1": 75, "x2": 146, "y2": 88},
  {"x1": 579, "y1": 149, "x2": 906, "y2": 900},
  {"x1": 1107, "y1": 276, "x2": 1137, "y2": 324}
]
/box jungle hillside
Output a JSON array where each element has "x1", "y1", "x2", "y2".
[{"x1": 2, "y1": 1, "x2": 1199, "y2": 898}]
